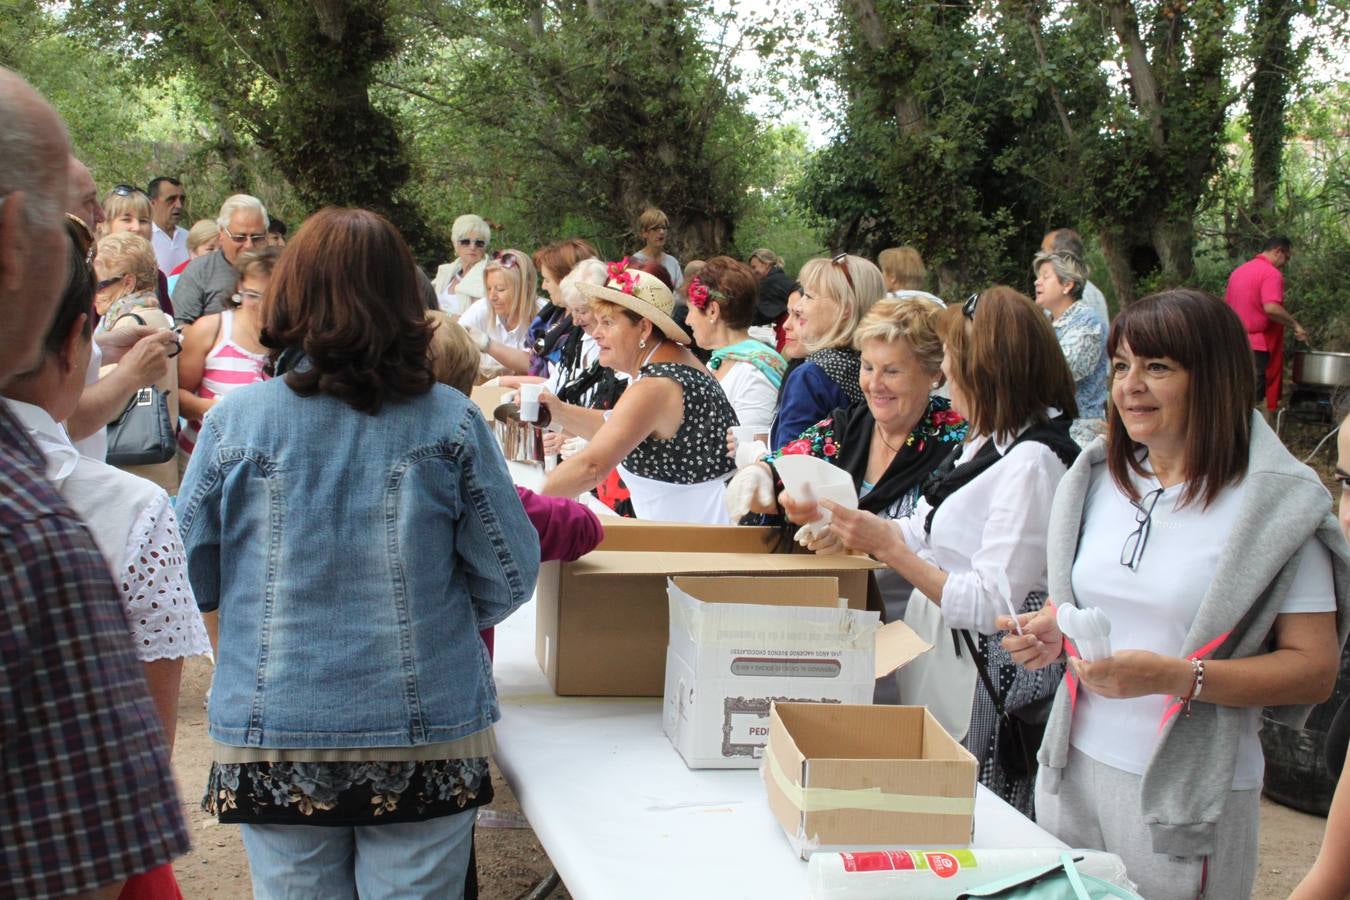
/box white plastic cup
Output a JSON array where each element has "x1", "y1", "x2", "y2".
[
  {"x1": 519, "y1": 383, "x2": 545, "y2": 422},
  {"x1": 729, "y1": 425, "x2": 760, "y2": 449}
]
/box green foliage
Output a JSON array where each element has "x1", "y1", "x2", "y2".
[
  {"x1": 797, "y1": 0, "x2": 1343, "y2": 306},
  {"x1": 383, "y1": 0, "x2": 799, "y2": 263}
]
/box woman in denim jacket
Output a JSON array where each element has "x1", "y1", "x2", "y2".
[{"x1": 178, "y1": 207, "x2": 540, "y2": 899}]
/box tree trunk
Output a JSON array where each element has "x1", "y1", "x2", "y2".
[
  {"x1": 1098, "y1": 227, "x2": 1140, "y2": 307},
  {"x1": 1248, "y1": 0, "x2": 1298, "y2": 235}
]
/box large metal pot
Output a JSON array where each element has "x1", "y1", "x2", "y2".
[{"x1": 1292, "y1": 350, "x2": 1350, "y2": 388}]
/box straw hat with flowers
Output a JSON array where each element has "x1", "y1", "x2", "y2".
[{"x1": 578, "y1": 258, "x2": 691, "y2": 345}]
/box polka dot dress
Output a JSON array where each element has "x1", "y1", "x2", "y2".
[{"x1": 622, "y1": 363, "x2": 740, "y2": 485}]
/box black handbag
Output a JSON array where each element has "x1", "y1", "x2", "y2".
[
  {"x1": 106, "y1": 385, "x2": 176, "y2": 466},
  {"x1": 961, "y1": 630, "x2": 1054, "y2": 780}
]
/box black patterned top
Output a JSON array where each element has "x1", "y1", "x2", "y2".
[{"x1": 621, "y1": 363, "x2": 739, "y2": 484}]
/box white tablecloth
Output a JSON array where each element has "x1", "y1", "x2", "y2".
[{"x1": 495, "y1": 461, "x2": 1065, "y2": 899}]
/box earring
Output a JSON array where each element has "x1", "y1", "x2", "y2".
[
  {"x1": 931, "y1": 381, "x2": 940, "y2": 389},
  {"x1": 639, "y1": 340, "x2": 647, "y2": 349}
]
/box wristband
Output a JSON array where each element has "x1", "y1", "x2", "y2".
[{"x1": 478, "y1": 332, "x2": 491, "y2": 352}]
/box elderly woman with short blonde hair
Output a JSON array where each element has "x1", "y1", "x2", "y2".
[
  {"x1": 433, "y1": 213, "x2": 492, "y2": 315},
  {"x1": 728, "y1": 297, "x2": 967, "y2": 620},
  {"x1": 93, "y1": 232, "x2": 160, "y2": 332}
]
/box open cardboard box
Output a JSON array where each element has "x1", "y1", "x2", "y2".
[
  {"x1": 535, "y1": 519, "x2": 883, "y2": 696},
  {"x1": 762, "y1": 702, "x2": 978, "y2": 858},
  {"x1": 663, "y1": 576, "x2": 931, "y2": 768}
]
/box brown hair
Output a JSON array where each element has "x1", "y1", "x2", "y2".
[
  {"x1": 224, "y1": 247, "x2": 281, "y2": 308},
  {"x1": 877, "y1": 246, "x2": 926, "y2": 291},
  {"x1": 940, "y1": 285, "x2": 1078, "y2": 442},
  {"x1": 695, "y1": 256, "x2": 758, "y2": 330},
  {"x1": 425, "y1": 310, "x2": 479, "y2": 396},
  {"x1": 637, "y1": 206, "x2": 669, "y2": 233},
  {"x1": 1106, "y1": 288, "x2": 1252, "y2": 508},
  {"x1": 589, "y1": 298, "x2": 643, "y2": 328},
  {"x1": 533, "y1": 238, "x2": 599, "y2": 283},
  {"x1": 261, "y1": 207, "x2": 433, "y2": 414}
]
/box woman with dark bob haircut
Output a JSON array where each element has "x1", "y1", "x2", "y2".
[
  {"x1": 783, "y1": 286, "x2": 1080, "y2": 815},
  {"x1": 1002, "y1": 289, "x2": 1350, "y2": 898},
  {"x1": 178, "y1": 207, "x2": 541, "y2": 898}
]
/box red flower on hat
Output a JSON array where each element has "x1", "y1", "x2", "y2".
[
  {"x1": 607, "y1": 257, "x2": 639, "y2": 295},
  {"x1": 781, "y1": 439, "x2": 813, "y2": 456}
]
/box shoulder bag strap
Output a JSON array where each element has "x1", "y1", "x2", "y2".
[{"x1": 959, "y1": 628, "x2": 1008, "y2": 717}]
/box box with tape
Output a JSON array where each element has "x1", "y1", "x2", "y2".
[{"x1": 762, "y1": 702, "x2": 978, "y2": 858}]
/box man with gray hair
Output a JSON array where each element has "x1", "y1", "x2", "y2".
[
  {"x1": 0, "y1": 67, "x2": 190, "y2": 899},
  {"x1": 1041, "y1": 227, "x2": 1110, "y2": 328},
  {"x1": 172, "y1": 192, "x2": 268, "y2": 325}
]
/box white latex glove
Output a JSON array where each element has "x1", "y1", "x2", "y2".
[
  {"x1": 747, "y1": 324, "x2": 776, "y2": 346},
  {"x1": 500, "y1": 389, "x2": 518, "y2": 405},
  {"x1": 795, "y1": 524, "x2": 846, "y2": 555},
  {"x1": 464, "y1": 324, "x2": 490, "y2": 351},
  {"x1": 561, "y1": 436, "x2": 588, "y2": 460},
  {"x1": 734, "y1": 439, "x2": 769, "y2": 469},
  {"x1": 725, "y1": 465, "x2": 775, "y2": 520}
]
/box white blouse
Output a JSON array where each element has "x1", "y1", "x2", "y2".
[
  {"x1": 894, "y1": 427, "x2": 1071, "y2": 634},
  {"x1": 717, "y1": 361, "x2": 778, "y2": 433},
  {"x1": 4, "y1": 400, "x2": 212, "y2": 663},
  {"x1": 459, "y1": 296, "x2": 546, "y2": 375}
]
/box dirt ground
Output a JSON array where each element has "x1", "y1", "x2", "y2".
[{"x1": 172, "y1": 652, "x2": 1324, "y2": 899}]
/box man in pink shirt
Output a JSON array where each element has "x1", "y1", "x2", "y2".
[{"x1": 1225, "y1": 235, "x2": 1306, "y2": 403}]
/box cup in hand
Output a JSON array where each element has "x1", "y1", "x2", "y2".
[
  {"x1": 518, "y1": 383, "x2": 545, "y2": 422},
  {"x1": 729, "y1": 425, "x2": 760, "y2": 451}
]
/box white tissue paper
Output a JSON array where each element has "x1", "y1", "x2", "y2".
[
  {"x1": 1056, "y1": 605, "x2": 1113, "y2": 662},
  {"x1": 772, "y1": 455, "x2": 859, "y2": 540}
]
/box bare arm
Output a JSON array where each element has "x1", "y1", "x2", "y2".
[
  {"x1": 481, "y1": 336, "x2": 532, "y2": 375},
  {"x1": 65, "y1": 332, "x2": 175, "y2": 440},
  {"x1": 1290, "y1": 745, "x2": 1350, "y2": 899},
  {"x1": 541, "y1": 378, "x2": 680, "y2": 498},
  {"x1": 1262, "y1": 302, "x2": 1309, "y2": 342},
  {"x1": 539, "y1": 391, "x2": 609, "y2": 439},
  {"x1": 1070, "y1": 611, "x2": 1340, "y2": 706},
  {"x1": 142, "y1": 658, "x2": 183, "y2": 756},
  {"x1": 176, "y1": 315, "x2": 218, "y2": 421}
]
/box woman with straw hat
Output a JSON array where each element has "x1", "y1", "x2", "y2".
[{"x1": 540, "y1": 258, "x2": 739, "y2": 524}]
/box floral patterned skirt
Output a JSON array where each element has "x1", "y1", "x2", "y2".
[{"x1": 204, "y1": 758, "x2": 492, "y2": 826}]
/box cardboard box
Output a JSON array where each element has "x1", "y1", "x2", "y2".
[
  {"x1": 662, "y1": 576, "x2": 931, "y2": 769},
  {"x1": 762, "y1": 702, "x2": 978, "y2": 857},
  {"x1": 535, "y1": 519, "x2": 883, "y2": 696}
]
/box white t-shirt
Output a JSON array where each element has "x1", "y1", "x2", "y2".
[
  {"x1": 151, "y1": 223, "x2": 189, "y2": 276},
  {"x1": 632, "y1": 250, "x2": 682, "y2": 290},
  {"x1": 459, "y1": 297, "x2": 546, "y2": 373},
  {"x1": 70, "y1": 341, "x2": 106, "y2": 461},
  {"x1": 1069, "y1": 463, "x2": 1335, "y2": 789},
  {"x1": 716, "y1": 361, "x2": 777, "y2": 432}
]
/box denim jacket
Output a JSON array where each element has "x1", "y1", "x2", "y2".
[{"x1": 178, "y1": 375, "x2": 540, "y2": 751}]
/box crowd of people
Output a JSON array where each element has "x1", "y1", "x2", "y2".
[{"x1": 3, "y1": 65, "x2": 1350, "y2": 900}]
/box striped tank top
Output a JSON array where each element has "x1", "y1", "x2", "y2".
[{"x1": 178, "y1": 309, "x2": 269, "y2": 455}]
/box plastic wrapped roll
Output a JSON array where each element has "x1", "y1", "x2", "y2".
[{"x1": 806, "y1": 848, "x2": 1134, "y2": 899}]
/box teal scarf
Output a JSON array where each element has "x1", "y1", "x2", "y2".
[{"x1": 708, "y1": 339, "x2": 788, "y2": 389}]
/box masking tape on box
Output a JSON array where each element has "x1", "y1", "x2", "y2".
[{"x1": 766, "y1": 746, "x2": 976, "y2": 816}]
